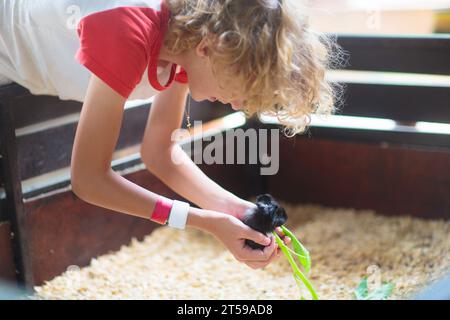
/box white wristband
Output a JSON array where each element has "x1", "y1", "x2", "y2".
[{"x1": 167, "y1": 200, "x2": 190, "y2": 229}]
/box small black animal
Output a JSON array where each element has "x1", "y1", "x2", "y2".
[{"x1": 242, "y1": 194, "x2": 288, "y2": 250}]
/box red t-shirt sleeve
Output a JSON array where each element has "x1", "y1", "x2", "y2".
[
  {"x1": 174, "y1": 67, "x2": 188, "y2": 84},
  {"x1": 75, "y1": 7, "x2": 157, "y2": 98}
]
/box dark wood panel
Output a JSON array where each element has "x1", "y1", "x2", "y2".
[
  {"x1": 337, "y1": 34, "x2": 450, "y2": 75},
  {"x1": 0, "y1": 156, "x2": 4, "y2": 189},
  {"x1": 0, "y1": 198, "x2": 7, "y2": 222},
  {"x1": 260, "y1": 121, "x2": 450, "y2": 152},
  {"x1": 0, "y1": 222, "x2": 17, "y2": 283},
  {"x1": 267, "y1": 137, "x2": 450, "y2": 219},
  {"x1": 305, "y1": 126, "x2": 450, "y2": 150},
  {"x1": 0, "y1": 83, "x2": 28, "y2": 100},
  {"x1": 198, "y1": 162, "x2": 258, "y2": 201},
  {"x1": 0, "y1": 97, "x2": 34, "y2": 289},
  {"x1": 17, "y1": 123, "x2": 78, "y2": 181},
  {"x1": 15, "y1": 105, "x2": 150, "y2": 181},
  {"x1": 11, "y1": 95, "x2": 82, "y2": 129},
  {"x1": 25, "y1": 172, "x2": 173, "y2": 286},
  {"x1": 341, "y1": 83, "x2": 450, "y2": 123}
]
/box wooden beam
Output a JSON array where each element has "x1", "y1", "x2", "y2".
[
  {"x1": 0, "y1": 222, "x2": 16, "y2": 283},
  {"x1": 341, "y1": 83, "x2": 450, "y2": 123},
  {"x1": 337, "y1": 34, "x2": 450, "y2": 75},
  {"x1": 15, "y1": 105, "x2": 150, "y2": 181},
  {"x1": 0, "y1": 97, "x2": 34, "y2": 290},
  {"x1": 305, "y1": 126, "x2": 450, "y2": 150},
  {"x1": 259, "y1": 119, "x2": 450, "y2": 150}
]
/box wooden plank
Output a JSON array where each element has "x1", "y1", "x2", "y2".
[
  {"x1": 20, "y1": 146, "x2": 144, "y2": 201},
  {"x1": 0, "y1": 83, "x2": 28, "y2": 100},
  {"x1": 340, "y1": 83, "x2": 450, "y2": 123},
  {"x1": 11, "y1": 94, "x2": 82, "y2": 129},
  {"x1": 0, "y1": 156, "x2": 4, "y2": 202},
  {"x1": 0, "y1": 222, "x2": 17, "y2": 283},
  {"x1": 15, "y1": 105, "x2": 149, "y2": 181},
  {"x1": 25, "y1": 186, "x2": 159, "y2": 286},
  {"x1": 0, "y1": 198, "x2": 7, "y2": 222},
  {"x1": 259, "y1": 118, "x2": 450, "y2": 151},
  {"x1": 0, "y1": 98, "x2": 34, "y2": 290},
  {"x1": 267, "y1": 137, "x2": 450, "y2": 219},
  {"x1": 305, "y1": 126, "x2": 450, "y2": 150},
  {"x1": 337, "y1": 35, "x2": 450, "y2": 75}
]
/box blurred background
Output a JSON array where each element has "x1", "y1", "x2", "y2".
[{"x1": 307, "y1": 0, "x2": 450, "y2": 35}]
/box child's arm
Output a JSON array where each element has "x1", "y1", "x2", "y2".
[
  {"x1": 140, "y1": 80, "x2": 254, "y2": 219},
  {"x1": 70, "y1": 74, "x2": 163, "y2": 219}
]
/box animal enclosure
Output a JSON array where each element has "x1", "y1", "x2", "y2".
[{"x1": 1, "y1": 34, "x2": 449, "y2": 299}]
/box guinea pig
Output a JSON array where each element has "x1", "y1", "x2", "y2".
[{"x1": 242, "y1": 194, "x2": 288, "y2": 250}]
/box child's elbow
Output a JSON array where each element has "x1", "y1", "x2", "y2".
[
  {"x1": 70, "y1": 166, "x2": 96, "y2": 202},
  {"x1": 70, "y1": 171, "x2": 87, "y2": 201}
]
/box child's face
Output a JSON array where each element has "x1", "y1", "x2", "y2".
[{"x1": 183, "y1": 38, "x2": 245, "y2": 111}]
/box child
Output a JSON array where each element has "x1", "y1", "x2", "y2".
[{"x1": 0, "y1": 0, "x2": 336, "y2": 270}]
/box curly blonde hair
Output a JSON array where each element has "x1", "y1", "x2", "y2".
[{"x1": 164, "y1": 0, "x2": 343, "y2": 136}]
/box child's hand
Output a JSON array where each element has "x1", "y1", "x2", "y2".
[
  {"x1": 223, "y1": 198, "x2": 257, "y2": 220},
  {"x1": 207, "y1": 212, "x2": 285, "y2": 269},
  {"x1": 227, "y1": 199, "x2": 292, "y2": 257}
]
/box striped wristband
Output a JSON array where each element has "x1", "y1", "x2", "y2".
[{"x1": 167, "y1": 200, "x2": 190, "y2": 229}]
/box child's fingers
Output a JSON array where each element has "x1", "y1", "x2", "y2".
[
  {"x1": 242, "y1": 226, "x2": 271, "y2": 246},
  {"x1": 275, "y1": 227, "x2": 283, "y2": 235},
  {"x1": 275, "y1": 227, "x2": 291, "y2": 241},
  {"x1": 274, "y1": 226, "x2": 291, "y2": 245},
  {"x1": 284, "y1": 236, "x2": 291, "y2": 245},
  {"x1": 241, "y1": 236, "x2": 276, "y2": 261},
  {"x1": 276, "y1": 247, "x2": 281, "y2": 256},
  {"x1": 246, "y1": 243, "x2": 279, "y2": 269}
]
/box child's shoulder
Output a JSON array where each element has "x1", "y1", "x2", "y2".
[{"x1": 75, "y1": 0, "x2": 170, "y2": 99}]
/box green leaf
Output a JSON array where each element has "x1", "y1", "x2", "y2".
[
  {"x1": 280, "y1": 226, "x2": 311, "y2": 273},
  {"x1": 366, "y1": 282, "x2": 395, "y2": 300},
  {"x1": 273, "y1": 232, "x2": 319, "y2": 300},
  {"x1": 354, "y1": 278, "x2": 369, "y2": 300},
  {"x1": 353, "y1": 278, "x2": 395, "y2": 300}
]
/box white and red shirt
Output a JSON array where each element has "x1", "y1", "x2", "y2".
[{"x1": 0, "y1": 0, "x2": 187, "y2": 102}]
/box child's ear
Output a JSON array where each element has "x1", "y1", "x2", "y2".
[{"x1": 195, "y1": 37, "x2": 209, "y2": 58}]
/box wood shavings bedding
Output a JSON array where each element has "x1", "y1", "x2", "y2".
[{"x1": 34, "y1": 203, "x2": 450, "y2": 300}]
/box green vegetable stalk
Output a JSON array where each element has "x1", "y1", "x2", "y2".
[
  {"x1": 273, "y1": 226, "x2": 318, "y2": 300},
  {"x1": 353, "y1": 278, "x2": 395, "y2": 300}
]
